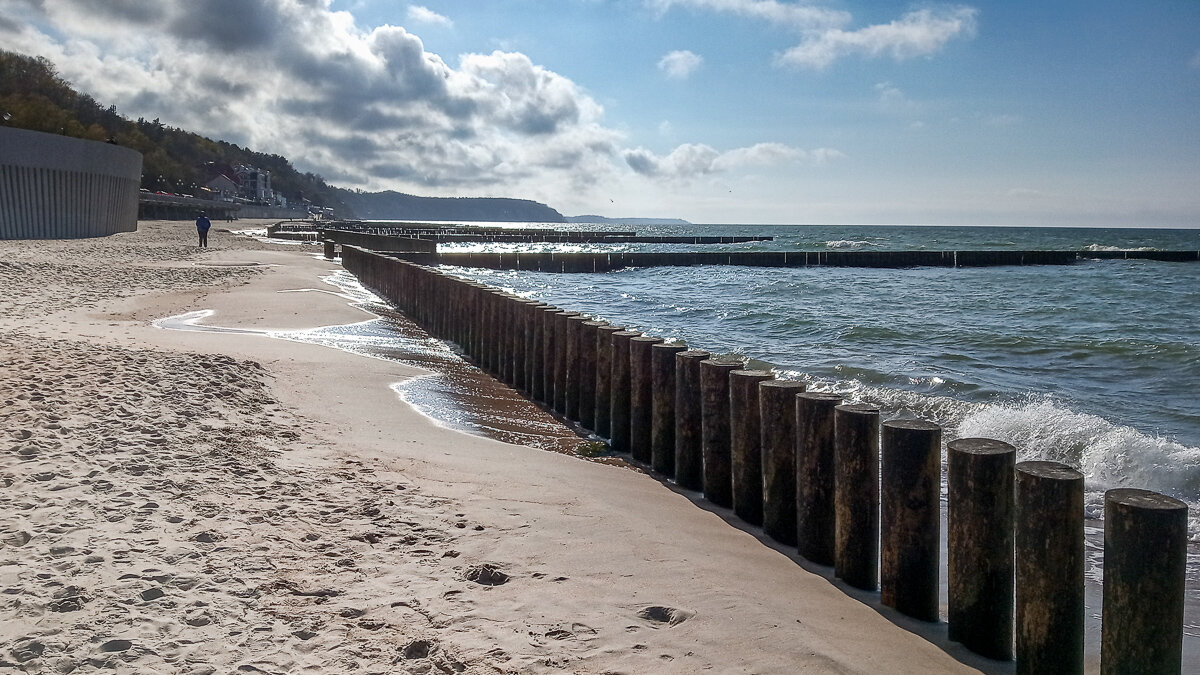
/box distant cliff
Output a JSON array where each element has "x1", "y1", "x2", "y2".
[{"x1": 336, "y1": 189, "x2": 565, "y2": 223}]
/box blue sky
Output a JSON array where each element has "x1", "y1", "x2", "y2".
[{"x1": 3, "y1": 0, "x2": 1198, "y2": 225}]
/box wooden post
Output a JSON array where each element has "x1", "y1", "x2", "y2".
[
  {"x1": 947, "y1": 438, "x2": 1015, "y2": 660},
  {"x1": 794, "y1": 391, "x2": 842, "y2": 566},
  {"x1": 540, "y1": 306, "x2": 560, "y2": 405},
  {"x1": 759, "y1": 380, "x2": 807, "y2": 545},
  {"x1": 579, "y1": 321, "x2": 606, "y2": 431},
  {"x1": 629, "y1": 336, "x2": 664, "y2": 464},
  {"x1": 1016, "y1": 460, "x2": 1084, "y2": 675},
  {"x1": 729, "y1": 369, "x2": 774, "y2": 526},
  {"x1": 700, "y1": 359, "x2": 742, "y2": 508},
  {"x1": 880, "y1": 419, "x2": 941, "y2": 622},
  {"x1": 674, "y1": 349, "x2": 711, "y2": 491},
  {"x1": 651, "y1": 343, "x2": 688, "y2": 476},
  {"x1": 1100, "y1": 488, "x2": 1188, "y2": 674},
  {"x1": 608, "y1": 330, "x2": 641, "y2": 454},
  {"x1": 834, "y1": 402, "x2": 877, "y2": 590},
  {"x1": 594, "y1": 325, "x2": 624, "y2": 438},
  {"x1": 565, "y1": 314, "x2": 590, "y2": 421},
  {"x1": 553, "y1": 311, "x2": 581, "y2": 414}
]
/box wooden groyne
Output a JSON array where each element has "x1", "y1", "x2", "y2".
[
  {"x1": 357, "y1": 248, "x2": 1200, "y2": 271},
  {"x1": 315, "y1": 225, "x2": 771, "y2": 245},
  {"x1": 268, "y1": 222, "x2": 773, "y2": 245},
  {"x1": 340, "y1": 245, "x2": 1190, "y2": 672}
]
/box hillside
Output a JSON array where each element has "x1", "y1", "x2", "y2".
[
  {"x1": 0, "y1": 50, "x2": 566, "y2": 222},
  {"x1": 0, "y1": 50, "x2": 350, "y2": 213},
  {"x1": 336, "y1": 190, "x2": 564, "y2": 223}
]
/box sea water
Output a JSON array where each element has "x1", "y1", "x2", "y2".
[
  {"x1": 329, "y1": 222, "x2": 1200, "y2": 654},
  {"x1": 440, "y1": 224, "x2": 1199, "y2": 528},
  {"x1": 439, "y1": 223, "x2": 1200, "y2": 642}
]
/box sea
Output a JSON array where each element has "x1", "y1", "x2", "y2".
[
  {"x1": 435, "y1": 223, "x2": 1199, "y2": 526},
  {"x1": 264, "y1": 221, "x2": 1200, "y2": 659}
]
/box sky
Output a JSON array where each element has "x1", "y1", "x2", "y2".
[{"x1": 2, "y1": 0, "x2": 1198, "y2": 226}]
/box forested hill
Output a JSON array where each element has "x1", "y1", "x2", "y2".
[
  {"x1": 335, "y1": 190, "x2": 565, "y2": 223},
  {"x1": 0, "y1": 50, "x2": 565, "y2": 222},
  {"x1": 0, "y1": 49, "x2": 350, "y2": 213}
]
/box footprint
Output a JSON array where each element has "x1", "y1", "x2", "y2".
[
  {"x1": 4, "y1": 531, "x2": 31, "y2": 547},
  {"x1": 464, "y1": 564, "x2": 509, "y2": 586},
  {"x1": 402, "y1": 639, "x2": 432, "y2": 659},
  {"x1": 636, "y1": 605, "x2": 695, "y2": 626}
]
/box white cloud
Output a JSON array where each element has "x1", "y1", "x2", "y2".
[
  {"x1": 624, "y1": 142, "x2": 840, "y2": 180},
  {"x1": 407, "y1": 5, "x2": 452, "y2": 28},
  {"x1": 984, "y1": 113, "x2": 1021, "y2": 127},
  {"x1": 651, "y1": 1, "x2": 976, "y2": 70},
  {"x1": 1190, "y1": 49, "x2": 1200, "y2": 70},
  {"x1": 875, "y1": 81, "x2": 916, "y2": 112},
  {"x1": 776, "y1": 7, "x2": 978, "y2": 69},
  {"x1": 649, "y1": 0, "x2": 849, "y2": 32},
  {"x1": 658, "y1": 49, "x2": 703, "y2": 79},
  {"x1": 0, "y1": 0, "x2": 626, "y2": 201}
]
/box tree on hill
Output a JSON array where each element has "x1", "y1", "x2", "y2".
[
  {"x1": 0, "y1": 49, "x2": 348, "y2": 213},
  {"x1": 2, "y1": 49, "x2": 569, "y2": 223}
]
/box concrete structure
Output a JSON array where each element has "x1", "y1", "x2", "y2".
[{"x1": 1, "y1": 127, "x2": 142, "y2": 239}]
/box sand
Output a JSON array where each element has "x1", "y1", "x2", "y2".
[{"x1": 0, "y1": 221, "x2": 991, "y2": 674}]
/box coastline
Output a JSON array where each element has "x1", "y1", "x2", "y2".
[{"x1": 0, "y1": 221, "x2": 989, "y2": 673}]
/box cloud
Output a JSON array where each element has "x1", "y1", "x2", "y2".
[
  {"x1": 983, "y1": 113, "x2": 1021, "y2": 127},
  {"x1": 652, "y1": 2, "x2": 977, "y2": 70},
  {"x1": 875, "y1": 81, "x2": 916, "y2": 112},
  {"x1": 624, "y1": 142, "x2": 839, "y2": 179},
  {"x1": 776, "y1": 7, "x2": 979, "y2": 69},
  {"x1": 649, "y1": 0, "x2": 849, "y2": 32},
  {"x1": 407, "y1": 5, "x2": 452, "y2": 28},
  {"x1": 658, "y1": 49, "x2": 703, "y2": 79},
  {"x1": 0, "y1": 0, "x2": 626, "y2": 202},
  {"x1": 1190, "y1": 49, "x2": 1200, "y2": 70}
]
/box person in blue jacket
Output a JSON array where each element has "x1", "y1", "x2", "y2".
[{"x1": 196, "y1": 211, "x2": 211, "y2": 247}]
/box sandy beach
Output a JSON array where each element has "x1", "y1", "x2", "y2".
[{"x1": 0, "y1": 221, "x2": 992, "y2": 674}]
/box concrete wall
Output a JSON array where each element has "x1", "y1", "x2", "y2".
[{"x1": 0, "y1": 127, "x2": 143, "y2": 239}]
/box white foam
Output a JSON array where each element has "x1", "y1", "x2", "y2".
[
  {"x1": 1082, "y1": 243, "x2": 1158, "y2": 252},
  {"x1": 800, "y1": 378, "x2": 1200, "y2": 540},
  {"x1": 823, "y1": 239, "x2": 875, "y2": 249}
]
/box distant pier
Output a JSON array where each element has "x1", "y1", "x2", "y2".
[
  {"x1": 271, "y1": 223, "x2": 773, "y2": 245},
  {"x1": 374, "y1": 249, "x2": 1200, "y2": 271}
]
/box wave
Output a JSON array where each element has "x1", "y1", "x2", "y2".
[
  {"x1": 1082, "y1": 244, "x2": 1159, "y2": 252},
  {"x1": 823, "y1": 239, "x2": 877, "y2": 249},
  {"x1": 794, "y1": 377, "x2": 1200, "y2": 540}
]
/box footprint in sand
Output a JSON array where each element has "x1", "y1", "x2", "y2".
[
  {"x1": 464, "y1": 564, "x2": 509, "y2": 586},
  {"x1": 636, "y1": 605, "x2": 695, "y2": 627}
]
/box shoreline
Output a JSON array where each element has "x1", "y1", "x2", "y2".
[{"x1": 2, "y1": 221, "x2": 996, "y2": 672}]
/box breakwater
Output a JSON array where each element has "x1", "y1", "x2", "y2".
[
  {"x1": 269, "y1": 222, "x2": 773, "y2": 245},
  {"x1": 340, "y1": 244, "x2": 1190, "y2": 671},
  {"x1": 358, "y1": 248, "x2": 1199, "y2": 271}
]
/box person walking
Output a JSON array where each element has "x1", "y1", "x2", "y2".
[{"x1": 196, "y1": 211, "x2": 211, "y2": 247}]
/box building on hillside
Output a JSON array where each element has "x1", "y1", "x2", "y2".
[
  {"x1": 204, "y1": 173, "x2": 238, "y2": 201},
  {"x1": 234, "y1": 164, "x2": 272, "y2": 202}
]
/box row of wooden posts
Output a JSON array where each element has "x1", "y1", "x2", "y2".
[{"x1": 339, "y1": 245, "x2": 1189, "y2": 674}]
